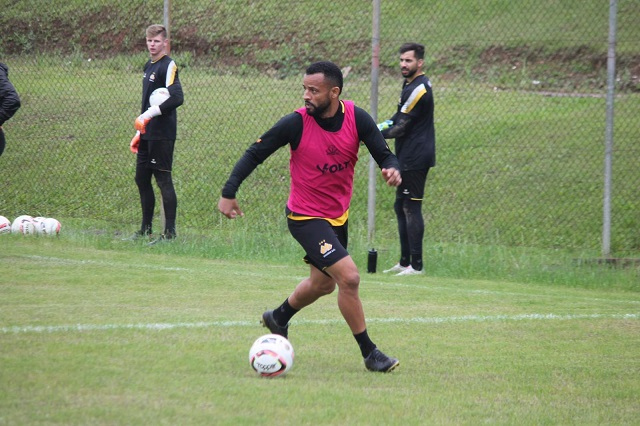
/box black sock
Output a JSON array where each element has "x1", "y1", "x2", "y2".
[
  {"x1": 400, "y1": 256, "x2": 410, "y2": 267},
  {"x1": 412, "y1": 256, "x2": 423, "y2": 271},
  {"x1": 272, "y1": 298, "x2": 298, "y2": 326},
  {"x1": 354, "y1": 329, "x2": 377, "y2": 358}
]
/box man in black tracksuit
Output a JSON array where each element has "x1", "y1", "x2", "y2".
[
  {"x1": 0, "y1": 62, "x2": 21, "y2": 157},
  {"x1": 127, "y1": 24, "x2": 184, "y2": 245},
  {"x1": 378, "y1": 42, "x2": 436, "y2": 276}
]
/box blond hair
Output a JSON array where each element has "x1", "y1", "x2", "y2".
[{"x1": 145, "y1": 24, "x2": 167, "y2": 39}]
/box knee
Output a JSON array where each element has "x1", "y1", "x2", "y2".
[
  {"x1": 316, "y1": 280, "x2": 337, "y2": 296},
  {"x1": 339, "y1": 270, "x2": 360, "y2": 292},
  {"x1": 393, "y1": 198, "x2": 404, "y2": 216}
]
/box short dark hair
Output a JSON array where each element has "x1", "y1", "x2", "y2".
[
  {"x1": 399, "y1": 42, "x2": 425, "y2": 60},
  {"x1": 305, "y1": 61, "x2": 343, "y2": 94}
]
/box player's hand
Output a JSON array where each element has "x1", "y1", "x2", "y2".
[
  {"x1": 218, "y1": 197, "x2": 244, "y2": 219},
  {"x1": 381, "y1": 168, "x2": 402, "y2": 187},
  {"x1": 129, "y1": 131, "x2": 140, "y2": 153},
  {"x1": 377, "y1": 119, "x2": 393, "y2": 131},
  {"x1": 134, "y1": 105, "x2": 161, "y2": 134}
]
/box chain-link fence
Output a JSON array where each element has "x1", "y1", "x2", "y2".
[{"x1": 1, "y1": 0, "x2": 639, "y2": 253}]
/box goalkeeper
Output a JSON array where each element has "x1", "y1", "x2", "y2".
[
  {"x1": 377, "y1": 42, "x2": 436, "y2": 276},
  {"x1": 126, "y1": 24, "x2": 184, "y2": 245}
]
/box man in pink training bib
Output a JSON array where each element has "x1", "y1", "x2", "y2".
[{"x1": 219, "y1": 61, "x2": 402, "y2": 373}]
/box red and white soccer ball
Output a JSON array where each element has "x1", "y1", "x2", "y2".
[
  {"x1": 34, "y1": 217, "x2": 61, "y2": 236},
  {"x1": 149, "y1": 87, "x2": 170, "y2": 107},
  {"x1": 0, "y1": 215, "x2": 11, "y2": 234},
  {"x1": 249, "y1": 334, "x2": 294, "y2": 377},
  {"x1": 11, "y1": 215, "x2": 36, "y2": 235},
  {"x1": 8, "y1": 215, "x2": 61, "y2": 236}
]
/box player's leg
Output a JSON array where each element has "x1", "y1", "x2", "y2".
[
  {"x1": 383, "y1": 191, "x2": 410, "y2": 273},
  {"x1": 148, "y1": 139, "x2": 177, "y2": 240},
  {"x1": 325, "y1": 255, "x2": 365, "y2": 333},
  {"x1": 394, "y1": 196, "x2": 411, "y2": 266},
  {"x1": 0, "y1": 128, "x2": 5, "y2": 157},
  {"x1": 134, "y1": 162, "x2": 155, "y2": 235},
  {"x1": 404, "y1": 199, "x2": 424, "y2": 271},
  {"x1": 153, "y1": 169, "x2": 177, "y2": 237}
]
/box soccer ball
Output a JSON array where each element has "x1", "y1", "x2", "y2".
[
  {"x1": 35, "y1": 217, "x2": 61, "y2": 236},
  {"x1": 249, "y1": 334, "x2": 294, "y2": 377},
  {"x1": 32, "y1": 217, "x2": 47, "y2": 234},
  {"x1": 11, "y1": 215, "x2": 35, "y2": 235},
  {"x1": 149, "y1": 87, "x2": 170, "y2": 106},
  {"x1": 0, "y1": 216, "x2": 11, "y2": 234}
]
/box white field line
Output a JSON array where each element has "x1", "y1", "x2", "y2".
[{"x1": 2, "y1": 313, "x2": 637, "y2": 335}]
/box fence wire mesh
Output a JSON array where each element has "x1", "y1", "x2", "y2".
[{"x1": 1, "y1": 0, "x2": 639, "y2": 252}]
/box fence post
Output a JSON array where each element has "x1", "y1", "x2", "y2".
[
  {"x1": 602, "y1": 0, "x2": 617, "y2": 257},
  {"x1": 368, "y1": 0, "x2": 381, "y2": 249}
]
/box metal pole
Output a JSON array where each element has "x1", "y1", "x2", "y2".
[
  {"x1": 368, "y1": 0, "x2": 381, "y2": 247},
  {"x1": 602, "y1": 0, "x2": 617, "y2": 257},
  {"x1": 164, "y1": 0, "x2": 171, "y2": 54}
]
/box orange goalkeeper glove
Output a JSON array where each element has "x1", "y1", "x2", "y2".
[
  {"x1": 134, "y1": 105, "x2": 161, "y2": 134},
  {"x1": 130, "y1": 131, "x2": 140, "y2": 153}
]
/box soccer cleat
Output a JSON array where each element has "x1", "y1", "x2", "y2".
[
  {"x1": 395, "y1": 265, "x2": 423, "y2": 276},
  {"x1": 383, "y1": 263, "x2": 408, "y2": 274},
  {"x1": 147, "y1": 233, "x2": 175, "y2": 246},
  {"x1": 364, "y1": 348, "x2": 400, "y2": 373},
  {"x1": 261, "y1": 310, "x2": 289, "y2": 339}
]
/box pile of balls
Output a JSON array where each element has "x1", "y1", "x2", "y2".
[{"x1": 0, "y1": 215, "x2": 61, "y2": 236}]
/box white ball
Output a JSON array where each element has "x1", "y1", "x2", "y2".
[
  {"x1": 0, "y1": 216, "x2": 11, "y2": 234},
  {"x1": 11, "y1": 215, "x2": 34, "y2": 234},
  {"x1": 42, "y1": 218, "x2": 61, "y2": 236},
  {"x1": 149, "y1": 88, "x2": 170, "y2": 107},
  {"x1": 249, "y1": 334, "x2": 294, "y2": 377},
  {"x1": 32, "y1": 217, "x2": 47, "y2": 235}
]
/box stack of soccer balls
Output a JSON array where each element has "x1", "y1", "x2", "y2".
[
  {"x1": 248, "y1": 334, "x2": 294, "y2": 377},
  {"x1": 0, "y1": 215, "x2": 61, "y2": 236}
]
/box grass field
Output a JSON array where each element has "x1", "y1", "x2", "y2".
[{"x1": 1, "y1": 233, "x2": 639, "y2": 424}]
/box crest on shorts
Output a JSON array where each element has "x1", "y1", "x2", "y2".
[{"x1": 319, "y1": 240, "x2": 333, "y2": 255}]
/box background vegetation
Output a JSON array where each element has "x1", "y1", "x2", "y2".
[
  {"x1": 1, "y1": 2, "x2": 639, "y2": 423},
  {"x1": 1, "y1": 0, "x2": 639, "y2": 255}
]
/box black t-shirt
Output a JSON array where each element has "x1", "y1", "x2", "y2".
[
  {"x1": 140, "y1": 55, "x2": 184, "y2": 141},
  {"x1": 383, "y1": 73, "x2": 436, "y2": 171}
]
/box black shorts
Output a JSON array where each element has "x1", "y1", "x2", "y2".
[
  {"x1": 397, "y1": 169, "x2": 429, "y2": 200},
  {"x1": 287, "y1": 215, "x2": 349, "y2": 272},
  {"x1": 137, "y1": 138, "x2": 175, "y2": 171}
]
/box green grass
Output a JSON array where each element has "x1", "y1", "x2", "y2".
[
  {"x1": 2, "y1": 62, "x2": 639, "y2": 251},
  {"x1": 1, "y1": 234, "x2": 639, "y2": 424}
]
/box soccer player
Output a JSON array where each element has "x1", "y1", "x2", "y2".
[
  {"x1": 378, "y1": 43, "x2": 436, "y2": 276},
  {"x1": 218, "y1": 61, "x2": 401, "y2": 373},
  {"x1": 0, "y1": 62, "x2": 21, "y2": 157},
  {"x1": 127, "y1": 24, "x2": 184, "y2": 245}
]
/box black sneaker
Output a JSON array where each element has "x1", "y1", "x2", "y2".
[
  {"x1": 147, "y1": 233, "x2": 175, "y2": 246},
  {"x1": 261, "y1": 310, "x2": 289, "y2": 338},
  {"x1": 364, "y1": 348, "x2": 399, "y2": 373}
]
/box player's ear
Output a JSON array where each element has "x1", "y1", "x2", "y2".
[{"x1": 330, "y1": 86, "x2": 340, "y2": 99}]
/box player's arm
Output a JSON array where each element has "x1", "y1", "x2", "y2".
[
  {"x1": 381, "y1": 80, "x2": 432, "y2": 139},
  {"x1": 380, "y1": 113, "x2": 412, "y2": 139},
  {"x1": 219, "y1": 112, "x2": 302, "y2": 218},
  {"x1": 355, "y1": 107, "x2": 401, "y2": 187},
  {"x1": 0, "y1": 65, "x2": 21, "y2": 127},
  {"x1": 159, "y1": 61, "x2": 184, "y2": 113},
  {"x1": 135, "y1": 61, "x2": 183, "y2": 132}
]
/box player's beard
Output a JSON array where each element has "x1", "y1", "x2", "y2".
[
  {"x1": 401, "y1": 67, "x2": 417, "y2": 79},
  {"x1": 305, "y1": 97, "x2": 331, "y2": 117}
]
